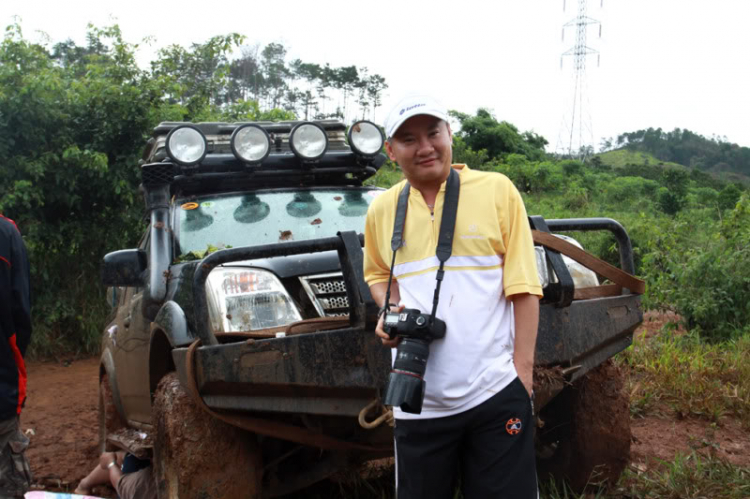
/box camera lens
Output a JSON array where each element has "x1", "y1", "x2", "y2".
[
  {"x1": 383, "y1": 338, "x2": 431, "y2": 414},
  {"x1": 392, "y1": 339, "x2": 429, "y2": 377}
]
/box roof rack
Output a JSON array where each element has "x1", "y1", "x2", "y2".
[{"x1": 139, "y1": 119, "x2": 387, "y2": 195}]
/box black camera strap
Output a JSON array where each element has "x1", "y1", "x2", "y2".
[{"x1": 382, "y1": 167, "x2": 460, "y2": 324}]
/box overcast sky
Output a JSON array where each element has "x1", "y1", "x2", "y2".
[{"x1": 5, "y1": 0, "x2": 750, "y2": 150}]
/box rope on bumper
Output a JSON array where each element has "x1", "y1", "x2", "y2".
[{"x1": 358, "y1": 399, "x2": 394, "y2": 430}]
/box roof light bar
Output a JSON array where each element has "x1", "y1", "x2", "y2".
[
  {"x1": 348, "y1": 120, "x2": 384, "y2": 157},
  {"x1": 165, "y1": 125, "x2": 207, "y2": 166},
  {"x1": 289, "y1": 122, "x2": 328, "y2": 161}
]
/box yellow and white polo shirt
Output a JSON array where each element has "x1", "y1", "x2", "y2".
[{"x1": 364, "y1": 164, "x2": 543, "y2": 420}]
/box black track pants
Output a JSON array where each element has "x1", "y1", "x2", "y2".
[{"x1": 393, "y1": 377, "x2": 538, "y2": 499}]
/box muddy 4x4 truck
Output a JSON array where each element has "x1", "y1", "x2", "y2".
[{"x1": 100, "y1": 119, "x2": 643, "y2": 498}]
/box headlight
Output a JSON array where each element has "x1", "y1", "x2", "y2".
[
  {"x1": 206, "y1": 268, "x2": 302, "y2": 332},
  {"x1": 290, "y1": 122, "x2": 328, "y2": 161},
  {"x1": 348, "y1": 120, "x2": 384, "y2": 156},
  {"x1": 231, "y1": 124, "x2": 271, "y2": 164},
  {"x1": 165, "y1": 125, "x2": 207, "y2": 166}
]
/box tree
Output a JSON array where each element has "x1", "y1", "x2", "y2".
[{"x1": 450, "y1": 109, "x2": 547, "y2": 161}]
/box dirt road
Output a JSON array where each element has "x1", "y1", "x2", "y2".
[{"x1": 23, "y1": 357, "x2": 102, "y2": 494}]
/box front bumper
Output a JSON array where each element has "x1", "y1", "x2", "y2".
[{"x1": 171, "y1": 325, "x2": 390, "y2": 417}]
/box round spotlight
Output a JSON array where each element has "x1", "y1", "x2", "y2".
[
  {"x1": 289, "y1": 123, "x2": 328, "y2": 161},
  {"x1": 231, "y1": 125, "x2": 271, "y2": 164},
  {"x1": 348, "y1": 120, "x2": 384, "y2": 157},
  {"x1": 166, "y1": 126, "x2": 207, "y2": 166}
]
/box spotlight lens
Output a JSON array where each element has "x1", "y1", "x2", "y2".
[
  {"x1": 291, "y1": 124, "x2": 327, "y2": 159},
  {"x1": 233, "y1": 126, "x2": 270, "y2": 163},
  {"x1": 350, "y1": 121, "x2": 383, "y2": 156},
  {"x1": 167, "y1": 127, "x2": 206, "y2": 165}
]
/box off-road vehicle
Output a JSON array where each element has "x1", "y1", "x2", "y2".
[{"x1": 100, "y1": 119, "x2": 643, "y2": 498}]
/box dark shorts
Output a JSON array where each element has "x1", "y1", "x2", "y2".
[
  {"x1": 0, "y1": 417, "x2": 32, "y2": 499},
  {"x1": 393, "y1": 377, "x2": 538, "y2": 499}
]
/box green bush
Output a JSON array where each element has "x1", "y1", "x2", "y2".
[{"x1": 643, "y1": 195, "x2": 750, "y2": 341}]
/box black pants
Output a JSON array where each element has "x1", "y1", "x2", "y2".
[{"x1": 393, "y1": 377, "x2": 537, "y2": 499}]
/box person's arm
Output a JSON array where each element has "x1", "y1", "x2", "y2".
[
  {"x1": 511, "y1": 293, "x2": 539, "y2": 396},
  {"x1": 370, "y1": 281, "x2": 402, "y2": 348},
  {"x1": 9, "y1": 228, "x2": 31, "y2": 355},
  {"x1": 99, "y1": 452, "x2": 124, "y2": 488}
]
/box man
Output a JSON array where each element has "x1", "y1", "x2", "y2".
[
  {"x1": 0, "y1": 214, "x2": 32, "y2": 499},
  {"x1": 363, "y1": 94, "x2": 543, "y2": 498},
  {"x1": 75, "y1": 451, "x2": 156, "y2": 499}
]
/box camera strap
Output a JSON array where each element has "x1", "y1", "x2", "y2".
[{"x1": 382, "y1": 167, "x2": 460, "y2": 324}]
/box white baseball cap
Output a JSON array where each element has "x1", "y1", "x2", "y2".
[{"x1": 384, "y1": 93, "x2": 449, "y2": 139}]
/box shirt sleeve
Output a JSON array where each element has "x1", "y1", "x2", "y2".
[
  {"x1": 500, "y1": 180, "x2": 543, "y2": 299},
  {"x1": 9, "y1": 226, "x2": 31, "y2": 356},
  {"x1": 363, "y1": 199, "x2": 393, "y2": 287}
]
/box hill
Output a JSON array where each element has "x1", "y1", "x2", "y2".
[
  {"x1": 597, "y1": 149, "x2": 685, "y2": 170},
  {"x1": 600, "y1": 127, "x2": 750, "y2": 185}
]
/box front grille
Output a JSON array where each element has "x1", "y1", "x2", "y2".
[{"x1": 299, "y1": 273, "x2": 350, "y2": 317}]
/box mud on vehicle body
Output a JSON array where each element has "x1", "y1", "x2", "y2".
[{"x1": 100, "y1": 119, "x2": 643, "y2": 497}]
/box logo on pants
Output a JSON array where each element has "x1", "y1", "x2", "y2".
[{"x1": 506, "y1": 418, "x2": 522, "y2": 435}]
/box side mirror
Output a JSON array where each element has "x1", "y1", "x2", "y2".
[{"x1": 102, "y1": 249, "x2": 147, "y2": 287}]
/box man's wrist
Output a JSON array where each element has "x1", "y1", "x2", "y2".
[{"x1": 514, "y1": 357, "x2": 534, "y2": 372}]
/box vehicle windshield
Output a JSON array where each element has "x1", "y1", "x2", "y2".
[{"x1": 175, "y1": 188, "x2": 380, "y2": 257}]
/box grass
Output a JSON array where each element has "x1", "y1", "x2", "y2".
[
  {"x1": 616, "y1": 324, "x2": 750, "y2": 428},
  {"x1": 617, "y1": 452, "x2": 750, "y2": 499},
  {"x1": 597, "y1": 149, "x2": 685, "y2": 170}
]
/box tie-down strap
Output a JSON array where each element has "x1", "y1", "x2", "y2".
[{"x1": 531, "y1": 230, "x2": 645, "y2": 298}]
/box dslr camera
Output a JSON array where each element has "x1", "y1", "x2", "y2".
[{"x1": 382, "y1": 308, "x2": 446, "y2": 414}]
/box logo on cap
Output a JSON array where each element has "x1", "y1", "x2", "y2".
[{"x1": 399, "y1": 103, "x2": 426, "y2": 115}]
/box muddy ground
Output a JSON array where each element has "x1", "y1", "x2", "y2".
[{"x1": 20, "y1": 313, "x2": 750, "y2": 496}]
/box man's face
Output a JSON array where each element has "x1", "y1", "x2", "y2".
[{"x1": 385, "y1": 115, "x2": 453, "y2": 189}]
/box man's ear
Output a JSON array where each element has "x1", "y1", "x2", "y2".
[
  {"x1": 385, "y1": 140, "x2": 397, "y2": 162},
  {"x1": 446, "y1": 122, "x2": 453, "y2": 145}
]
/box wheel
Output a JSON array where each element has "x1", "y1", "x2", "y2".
[
  {"x1": 152, "y1": 372, "x2": 263, "y2": 499},
  {"x1": 99, "y1": 372, "x2": 127, "y2": 453},
  {"x1": 536, "y1": 359, "x2": 631, "y2": 492}
]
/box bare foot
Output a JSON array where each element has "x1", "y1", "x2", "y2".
[{"x1": 74, "y1": 483, "x2": 91, "y2": 495}]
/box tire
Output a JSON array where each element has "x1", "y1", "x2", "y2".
[
  {"x1": 99, "y1": 372, "x2": 127, "y2": 453},
  {"x1": 152, "y1": 372, "x2": 263, "y2": 499},
  {"x1": 536, "y1": 359, "x2": 631, "y2": 492}
]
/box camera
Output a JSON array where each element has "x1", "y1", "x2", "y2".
[{"x1": 382, "y1": 308, "x2": 446, "y2": 414}]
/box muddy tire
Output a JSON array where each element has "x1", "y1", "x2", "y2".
[
  {"x1": 536, "y1": 360, "x2": 631, "y2": 491},
  {"x1": 152, "y1": 372, "x2": 263, "y2": 499},
  {"x1": 99, "y1": 372, "x2": 126, "y2": 453}
]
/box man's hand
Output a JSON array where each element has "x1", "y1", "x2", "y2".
[
  {"x1": 376, "y1": 305, "x2": 404, "y2": 348},
  {"x1": 369, "y1": 281, "x2": 403, "y2": 349}
]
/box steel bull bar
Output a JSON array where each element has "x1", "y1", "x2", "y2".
[{"x1": 172, "y1": 231, "x2": 390, "y2": 418}]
